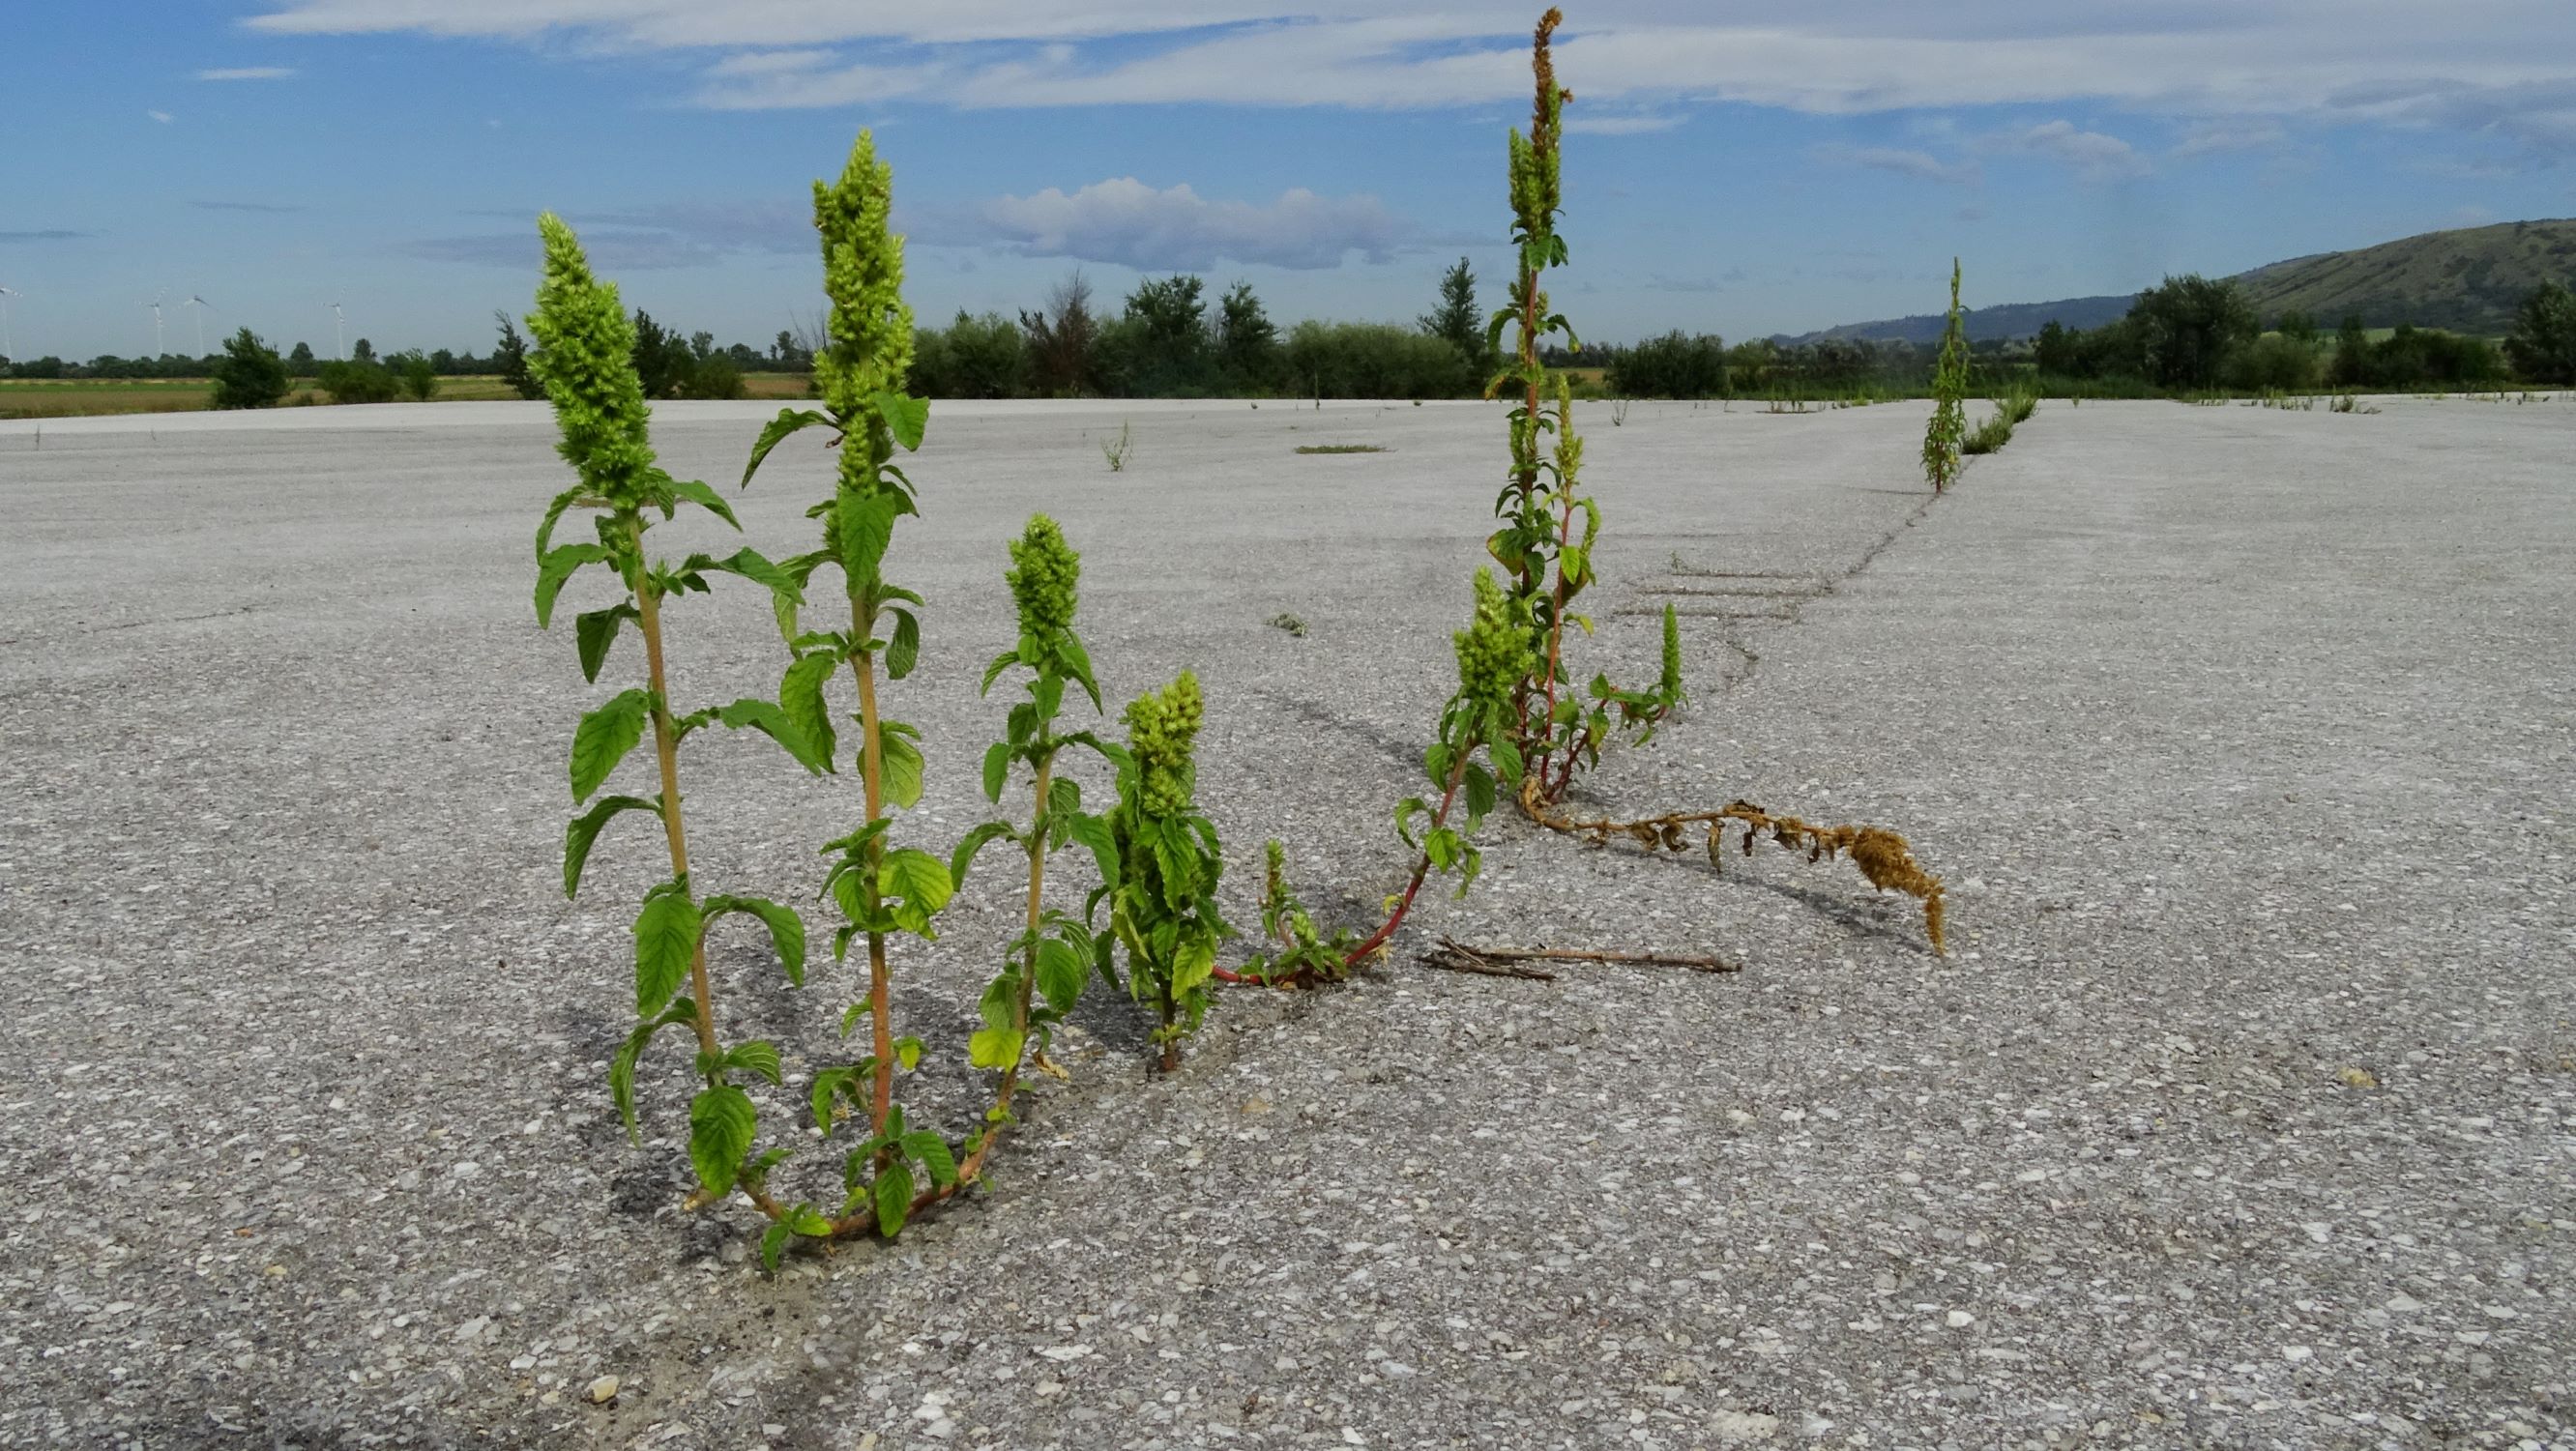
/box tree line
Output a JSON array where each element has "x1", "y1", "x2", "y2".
[{"x1": 15, "y1": 266, "x2": 2574, "y2": 403}]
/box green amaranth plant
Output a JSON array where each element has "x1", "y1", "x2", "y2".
[
  {"x1": 1092, "y1": 672, "x2": 1231, "y2": 1069},
  {"x1": 525, "y1": 214, "x2": 826, "y2": 1227},
  {"x1": 740, "y1": 131, "x2": 962, "y2": 1251},
  {"x1": 944, "y1": 514, "x2": 1117, "y2": 1176},
  {"x1": 1331, "y1": 9, "x2": 1943, "y2": 960},
  {"x1": 1923, "y1": 259, "x2": 1968, "y2": 491}
]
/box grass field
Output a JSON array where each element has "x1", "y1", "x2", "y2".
[{"x1": 0, "y1": 372, "x2": 815, "y2": 421}]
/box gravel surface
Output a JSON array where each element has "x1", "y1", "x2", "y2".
[{"x1": 2, "y1": 394, "x2": 2570, "y2": 1450}]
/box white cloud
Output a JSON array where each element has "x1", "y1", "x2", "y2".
[
  {"x1": 1810, "y1": 143, "x2": 1978, "y2": 186},
  {"x1": 945, "y1": 178, "x2": 1409, "y2": 271},
  {"x1": 1987, "y1": 120, "x2": 2151, "y2": 182},
  {"x1": 197, "y1": 67, "x2": 299, "y2": 80},
  {"x1": 1564, "y1": 113, "x2": 1683, "y2": 135},
  {"x1": 147, "y1": 109, "x2": 174, "y2": 123},
  {"x1": 2170, "y1": 120, "x2": 2286, "y2": 159},
  {"x1": 239, "y1": 2, "x2": 2576, "y2": 143}
]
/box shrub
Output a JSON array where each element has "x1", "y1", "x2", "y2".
[
  {"x1": 209, "y1": 327, "x2": 289, "y2": 410},
  {"x1": 493, "y1": 310, "x2": 542, "y2": 399},
  {"x1": 2225, "y1": 333, "x2": 2322, "y2": 392},
  {"x1": 2504, "y1": 279, "x2": 2576, "y2": 384},
  {"x1": 315, "y1": 359, "x2": 397, "y2": 404},
  {"x1": 1608, "y1": 330, "x2": 1728, "y2": 398},
  {"x1": 391, "y1": 350, "x2": 440, "y2": 402}
]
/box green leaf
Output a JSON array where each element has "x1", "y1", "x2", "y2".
[
  {"x1": 837, "y1": 490, "x2": 896, "y2": 591},
  {"x1": 562, "y1": 793, "x2": 660, "y2": 898},
  {"x1": 870, "y1": 392, "x2": 930, "y2": 451},
  {"x1": 873, "y1": 1159, "x2": 916, "y2": 1237},
  {"x1": 687, "y1": 1084, "x2": 757, "y2": 1197},
  {"x1": 1066, "y1": 812, "x2": 1119, "y2": 895},
  {"x1": 902, "y1": 1131, "x2": 958, "y2": 1188},
  {"x1": 1488, "y1": 737, "x2": 1524, "y2": 788},
  {"x1": 1057, "y1": 634, "x2": 1101, "y2": 711},
  {"x1": 1036, "y1": 937, "x2": 1087, "y2": 1015},
  {"x1": 949, "y1": 820, "x2": 1015, "y2": 892},
  {"x1": 724, "y1": 1039, "x2": 783, "y2": 1086},
  {"x1": 535, "y1": 542, "x2": 609, "y2": 629},
  {"x1": 714, "y1": 696, "x2": 828, "y2": 774},
  {"x1": 1047, "y1": 775, "x2": 1081, "y2": 824},
  {"x1": 981, "y1": 649, "x2": 1018, "y2": 696},
  {"x1": 759, "y1": 1220, "x2": 794, "y2": 1274},
  {"x1": 981, "y1": 741, "x2": 1011, "y2": 803},
  {"x1": 691, "y1": 546, "x2": 799, "y2": 604},
  {"x1": 608, "y1": 999, "x2": 696, "y2": 1140},
  {"x1": 968, "y1": 1027, "x2": 1024, "y2": 1070},
  {"x1": 885, "y1": 608, "x2": 921, "y2": 681},
  {"x1": 536, "y1": 485, "x2": 586, "y2": 556},
  {"x1": 894, "y1": 1035, "x2": 924, "y2": 1071},
  {"x1": 1172, "y1": 935, "x2": 1216, "y2": 997},
  {"x1": 703, "y1": 894, "x2": 807, "y2": 987},
  {"x1": 878, "y1": 730, "x2": 924, "y2": 810},
  {"x1": 741, "y1": 406, "x2": 832, "y2": 489},
  {"x1": 779, "y1": 651, "x2": 838, "y2": 769},
  {"x1": 808, "y1": 1066, "x2": 858, "y2": 1135},
  {"x1": 667, "y1": 477, "x2": 742, "y2": 531},
  {"x1": 1463, "y1": 763, "x2": 1496, "y2": 822},
  {"x1": 634, "y1": 887, "x2": 702, "y2": 1015},
  {"x1": 571, "y1": 688, "x2": 652, "y2": 802},
  {"x1": 790, "y1": 1204, "x2": 833, "y2": 1236},
  {"x1": 572, "y1": 605, "x2": 633, "y2": 683},
  {"x1": 880, "y1": 848, "x2": 953, "y2": 918}
]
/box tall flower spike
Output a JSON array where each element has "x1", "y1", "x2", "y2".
[
  {"x1": 526, "y1": 213, "x2": 655, "y2": 503},
  {"x1": 1007, "y1": 514, "x2": 1081, "y2": 641},
  {"x1": 811, "y1": 131, "x2": 916, "y2": 423}
]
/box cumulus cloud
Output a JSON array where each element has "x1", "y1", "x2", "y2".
[
  {"x1": 1987, "y1": 120, "x2": 2151, "y2": 181},
  {"x1": 147, "y1": 109, "x2": 173, "y2": 123},
  {"x1": 197, "y1": 67, "x2": 298, "y2": 80},
  {"x1": 1810, "y1": 143, "x2": 1978, "y2": 185},
  {"x1": 941, "y1": 178, "x2": 1409, "y2": 272}
]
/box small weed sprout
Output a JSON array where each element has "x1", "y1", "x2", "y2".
[
  {"x1": 1101, "y1": 420, "x2": 1133, "y2": 472},
  {"x1": 1269, "y1": 612, "x2": 1307, "y2": 637},
  {"x1": 1922, "y1": 260, "x2": 1968, "y2": 491},
  {"x1": 526, "y1": 215, "x2": 822, "y2": 1231},
  {"x1": 1611, "y1": 396, "x2": 1629, "y2": 426}
]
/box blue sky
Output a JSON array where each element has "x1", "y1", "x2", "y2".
[{"x1": 3, "y1": 2, "x2": 2571, "y2": 361}]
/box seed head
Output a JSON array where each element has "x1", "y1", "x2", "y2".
[
  {"x1": 1007, "y1": 514, "x2": 1081, "y2": 640},
  {"x1": 812, "y1": 131, "x2": 916, "y2": 428},
  {"x1": 1453, "y1": 568, "x2": 1536, "y2": 710},
  {"x1": 527, "y1": 214, "x2": 655, "y2": 502},
  {"x1": 1123, "y1": 671, "x2": 1204, "y2": 819}
]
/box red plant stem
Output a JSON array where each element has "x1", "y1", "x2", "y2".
[
  {"x1": 1531, "y1": 484, "x2": 1579, "y2": 800},
  {"x1": 1340, "y1": 746, "x2": 1472, "y2": 970}
]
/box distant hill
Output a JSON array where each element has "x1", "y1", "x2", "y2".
[{"x1": 1782, "y1": 218, "x2": 2576, "y2": 345}]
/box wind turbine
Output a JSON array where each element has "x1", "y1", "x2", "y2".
[
  {"x1": 180, "y1": 294, "x2": 214, "y2": 356},
  {"x1": 332, "y1": 302, "x2": 345, "y2": 361},
  {"x1": 140, "y1": 293, "x2": 165, "y2": 358},
  {"x1": 0, "y1": 286, "x2": 19, "y2": 360}
]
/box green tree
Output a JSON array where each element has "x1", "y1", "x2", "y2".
[
  {"x1": 494, "y1": 310, "x2": 542, "y2": 398},
  {"x1": 316, "y1": 359, "x2": 397, "y2": 403},
  {"x1": 629, "y1": 310, "x2": 691, "y2": 398},
  {"x1": 389, "y1": 349, "x2": 440, "y2": 401},
  {"x1": 285, "y1": 340, "x2": 317, "y2": 376},
  {"x1": 209, "y1": 326, "x2": 290, "y2": 409},
  {"x1": 2033, "y1": 320, "x2": 2079, "y2": 377},
  {"x1": 2504, "y1": 279, "x2": 2576, "y2": 383},
  {"x1": 1419, "y1": 256, "x2": 1487, "y2": 381},
  {"x1": 1020, "y1": 271, "x2": 1098, "y2": 396},
  {"x1": 2129, "y1": 274, "x2": 2256, "y2": 390},
  {"x1": 2329, "y1": 313, "x2": 2373, "y2": 388},
  {"x1": 2275, "y1": 309, "x2": 2319, "y2": 346},
  {"x1": 351, "y1": 337, "x2": 376, "y2": 365},
  {"x1": 1215, "y1": 281, "x2": 1281, "y2": 390}
]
